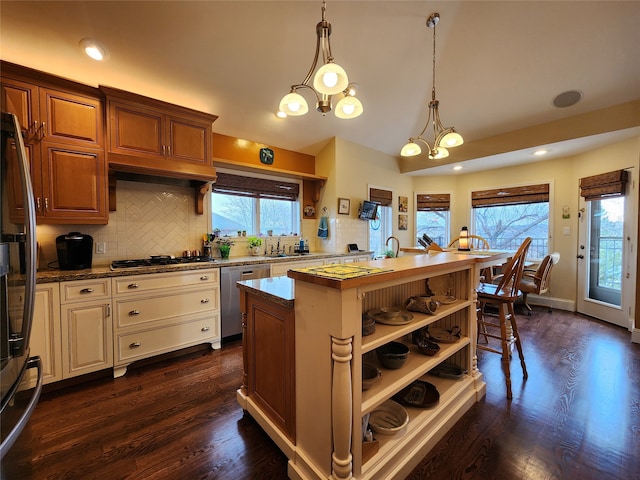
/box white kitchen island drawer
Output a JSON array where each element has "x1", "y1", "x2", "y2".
[
  {"x1": 114, "y1": 287, "x2": 218, "y2": 329},
  {"x1": 114, "y1": 314, "x2": 219, "y2": 372},
  {"x1": 112, "y1": 268, "x2": 218, "y2": 296}
]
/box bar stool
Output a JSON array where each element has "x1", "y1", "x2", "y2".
[{"x1": 476, "y1": 237, "x2": 532, "y2": 399}]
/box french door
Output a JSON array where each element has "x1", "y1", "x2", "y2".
[{"x1": 577, "y1": 169, "x2": 637, "y2": 328}]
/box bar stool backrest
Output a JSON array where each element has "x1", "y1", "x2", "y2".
[{"x1": 493, "y1": 237, "x2": 532, "y2": 300}]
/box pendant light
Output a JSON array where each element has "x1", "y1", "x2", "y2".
[
  {"x1": 401, "y1": 13, "x2": 462, "y2": 159},
  {"x1": 278, "y1": 0, "x2": 363, "y2": 119}
]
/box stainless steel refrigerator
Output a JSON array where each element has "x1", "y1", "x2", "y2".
[{"x1": 0, "y1": 111, "x2": 42, "y2": 459}]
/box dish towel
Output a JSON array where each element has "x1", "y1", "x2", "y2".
[{"x1": 317, "y1": 216, "x2": 329, "y2": 238}]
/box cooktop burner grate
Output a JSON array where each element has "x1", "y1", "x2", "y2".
[{"x1": 111, "y1": 255, "x2": 214, "y2": 269}]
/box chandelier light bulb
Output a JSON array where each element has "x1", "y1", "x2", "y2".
[
  {"x1": 401, "y1": 141, "x2": 422, "y2": 157},
  {"x1": 335, "y1": 95, "x2": 363, "y2": 119},
  {"x1": 279, "y1": 92, "x2": 309, "y2": 116},
  {"x1": 440, "y1": 131, "x2": 464, "y2": 148},
  {"x1": 314, "y1": 62, "x2": 349, "y2": 95}
]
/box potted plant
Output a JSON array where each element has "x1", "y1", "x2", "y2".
[
  {"x1": 212, "y1": 228, "x2": 221, "y2": 239},
  {"x1": 383, "y1": 249, "x2": 396, "y2": 258},
  {"x1": 247, "y1": 237, "x2": 262, "y2": 255},
  {"x1": 215, "y1": 238, "x2": 234, "y2": 259}
]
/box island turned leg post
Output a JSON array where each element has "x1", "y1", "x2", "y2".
[
  {"x1": 240, "y1": 311, "x2": 248, "y2": 396},
  {"x1": 331, "y1": 336, "x2": 353, "y2": 480}
]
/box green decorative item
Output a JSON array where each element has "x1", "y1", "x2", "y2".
[
  {"x1": 216, "y1": 238, "x2": 234, "y2": 259},
  {"x1": 260, "y1": 147, "x2": 274, "y2": 165},
  {"x1": 247, "y1": 236, "x2": 263, "y2": 256}
]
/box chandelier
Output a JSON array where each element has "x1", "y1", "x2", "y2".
[
  {"x1": 278, "y1": 0, "x2": 363, "y2": 120},
  {"x1": 401, "y1": 13, "x2": 463, "y2": 159}
]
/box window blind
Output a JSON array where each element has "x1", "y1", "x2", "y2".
[
  {"x1": 212, "y1": 172, "x2": 299, "y2": 201},
  {"x1": 417, "y1": 193, "x2": 450, "y2": 212},
  {"x1": 471, "y1": 184, "x2": 549, "y2": 208},
  {"x1": 369, "y1": 188, "x2": 392, "y2": 206},
  {"x1": 579, "y1": 169, "x2": 628, "y2": 200}
]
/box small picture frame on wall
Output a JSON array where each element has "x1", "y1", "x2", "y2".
[
  {"x1": 338, "y1": 198, "x2": 350, "y2": 215},
  {"x1": 398, "y1": 195, "x2": 408, "y2": 212},
  {"x1": 398, "y1": 214, "x2": 408, "y2": 230}
]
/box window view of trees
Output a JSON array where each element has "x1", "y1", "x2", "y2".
[
  {"x1": 416, "y1": 211, "x2": 449, "y2": 247},
  {"x1": 589, "y1": 197, "x2": 624, "y2": 304},
  {"x1": 473, "y1": 203, "x2": 549, "y2": 258},
  {"x1": 211, "y1": 193, "x2": 299, "y2": 236},
  {"x1": 369, "y1": 205, "x2": 392, "y2": 257}
]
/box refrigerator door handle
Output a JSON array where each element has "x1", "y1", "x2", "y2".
[{"x1": 0, "y1": 356, "x2": 43, "y2": 459}]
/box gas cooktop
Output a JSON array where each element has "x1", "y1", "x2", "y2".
[{"x1": 111, "y1": 255, "x2": 214, "y2": 270}]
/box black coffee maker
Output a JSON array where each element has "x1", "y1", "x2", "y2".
[{"x1": 56, "y1": 232, "x2": 93, "y2": 270}]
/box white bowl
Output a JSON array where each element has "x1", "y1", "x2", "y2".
[{"x1": 368, "y1": 399, "x2": 409, "y2": 435}]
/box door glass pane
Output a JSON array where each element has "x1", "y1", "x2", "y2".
[{"x1": 588, "y1": 197, "x2": 624, "y2": 306}]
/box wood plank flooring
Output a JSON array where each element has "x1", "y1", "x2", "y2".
[{"x1": 2, "y1": 308, "x2": 639, "y2": 479}]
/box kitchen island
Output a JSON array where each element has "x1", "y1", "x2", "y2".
[{"x1": 236, "y1": 251, "x2": 508, "y2": 480}]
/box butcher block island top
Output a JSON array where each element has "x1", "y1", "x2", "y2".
[{"x1": 238, "y1": 251, "x2": 508, "y2": 480}]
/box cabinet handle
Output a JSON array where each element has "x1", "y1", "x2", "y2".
[
  {"x1": 129, "y1": 310, "x2": 140, "y2": 316},
  {"x1": 162, "y1": 145, "x2": 166, "y2": 155},
  {"x1": 40, "y1": 121, "x2": 46, "y2": 140},
  {"x1": 128, "y1": 283, "x2": 139, "y2": 289},
  {"x1": 200, "y1": 298, "x2": 210, "y2": 304},
  {"x1": 80, "y1": 288, "x2": 94, "y2": 294},
  {"x1": 105, "y1": 304, "x2": 111, "y2": 317},
  {"x1": 44, "y1": 198, "x2": 49, "y2": 212},
  {"x1": 166, "y1": 145, "x2": 171, "y2": 157},
  {"x1": 36, "y1": 197, "x2": 42, "y2": 212},
  {"x1": 200, "y1": 276, "x2": 209, "y2": 281},
  {"x1": 129, "y1": 342, "x2": 141, "y2": 348},
  {"x1": 201, "y1": 326, "x2": 210, "y2": 332}
]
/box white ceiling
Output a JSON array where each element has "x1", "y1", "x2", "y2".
[{"x1": 2, "y1": 1, "x2": 639, "y2": 175}]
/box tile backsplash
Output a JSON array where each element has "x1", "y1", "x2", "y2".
[{"x1": 36, "y1": 180, "x2": 209, "y2": 268}]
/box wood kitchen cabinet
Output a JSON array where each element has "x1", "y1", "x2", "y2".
[
  {"x1": 240, "y1": 287, "x2": 296, "y2": 442},
  {"x1": 1, "y1": 71, "x2": 108, "y2": 224},
  {"x1": 101, "y1": 86, "x2": 218, "y2": 174}
]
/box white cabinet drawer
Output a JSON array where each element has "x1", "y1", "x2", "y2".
[
  {"x1": 114, "y1": 287, "x2": 218, "y2": 329},
  {"x1": 112, "y1": 268, "x2": 219, "y2": 295},
  {"x1": 271, "y1": 259, "x2": 324, "y2": 277},
  {"x1": 60, "y1": 279, "x2": 111, "y2": 303},
  {"x1": 116, "y1": 314, "x2": 218, "y2": 364}
]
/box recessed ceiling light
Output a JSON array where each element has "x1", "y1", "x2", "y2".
[
  {"x1": 452, "y1": 165, "x2": 463, "y2": 171},
  {"x1": 533, "y1": 149, "x2": 548, "y2": 156},
  {"x1": 80, "y1": 38, "x2": 108, "y2": 61},
  {"x1": 553, "y1": 90, "x2": 582, "y2": 108}
]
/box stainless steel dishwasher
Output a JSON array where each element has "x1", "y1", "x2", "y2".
[{"x1": 220, "y1": 264, "x2": 271, "y2": 340}]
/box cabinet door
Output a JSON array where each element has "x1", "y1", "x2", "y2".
[
  {"x1": 18, "y1": 285, "x2": 62, "y2": 389},
  {"x1": 1, "y1": 77, "x2": 39, "y2": 138},
  {"x1": 166, "y1": 114, "x2": 211, "y2": 165},
  {"x1": 39, "y1": 88, "x2": 103, "y2": 147},
  {"x1": 107, "y1": 100, "x2": 164, "y2": 158},
  {"x1": 5, "y1": 140, "x2": 41, "y2": 223},
  {"x1": 39, "y1": 144, "x2": 108, "y2": 223},
  {"x1": 61, "y1": 299, "x2": 113, "y2": 378}
]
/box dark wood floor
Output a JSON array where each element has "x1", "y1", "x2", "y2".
[{"x1": 2, "y1": 308, "x2": 639, "y2": 479}]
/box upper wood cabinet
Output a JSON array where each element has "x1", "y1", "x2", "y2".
[
  {"x1": 1, "y1": 70, "x2": 108, "y2": 224},
  {"x1": 101, "y1": 86, "x2": 217, "y2": 171}
]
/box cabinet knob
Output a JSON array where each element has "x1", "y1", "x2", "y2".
[
  {"x1": 128, "y1": 283, "x2": 139, "y2": 289},
  {"x1": 200, "y1": 298, "x2": 210, "y2": 304},
  {"x1": 201, "y1": 326, "x2": 210, "y2": 332},
  {"x1": 129, "y1": 310, "x2": 140, "y2": 316},
  {"x1": 200, "y1": 276, "x2": 209, "y2": 281},
  {"x1": 80, "y1": 288, "x2": 94, "y2": 294},
  {"x1": 129, "y1": 342, "x2": 141, "y2": 348}
]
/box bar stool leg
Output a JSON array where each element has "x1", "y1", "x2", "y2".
[
  {"x1": 498, "y1": 303, "x2": 513, "y2": 399},
  {"x1": 508, "y1": 303, "x2": 528, "y2": 379}
]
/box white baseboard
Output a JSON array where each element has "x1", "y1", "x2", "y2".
[
  {"x1": 523, "y1": 294, "x2": 575, "y2": 312},
  {"x1": 632, "y1": 328, "x2": 640, "y2": 344}
]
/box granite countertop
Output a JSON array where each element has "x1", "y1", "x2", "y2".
[
  {"x1": 237, "y1": 276, "x2": 294, "y2": 309},
  {"x1": 29, "y1": 251, "x2": 373, "y2": 284}
]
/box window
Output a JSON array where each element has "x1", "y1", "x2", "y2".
[
  {"x1": 368, "y1": 187, "x2": 393, "y2": 257},
  {"x1": 211, "y1": 173, "x2": 300, "y2": 236},
  {"x1": 471, "y1": 184, "x2": 549, "y2": 259},
  {"x1": 416, "y1": 193, "x2": 450, "y2": 246}
]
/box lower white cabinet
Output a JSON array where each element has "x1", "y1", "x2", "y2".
[
  {"x1": 59, "y1": 279, "x2": 113, "y2": 378},
  {"x1": 111, "y1": 268, "x2": 220, "y2": 377},
  {"x1": 270, "y1": 259, "x2": 324, "y2": 277},
  {"x1": 13, "y1": 284, "x2": 63, "y2": 389}
]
